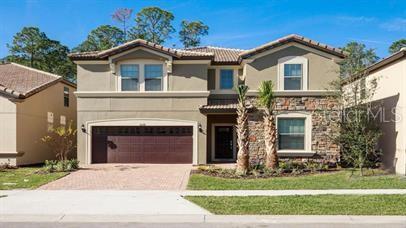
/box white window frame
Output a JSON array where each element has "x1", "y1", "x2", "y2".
[
  {"x1": 210, "y1": 66, "x2": 239, "y2": 94},
  {"x1": 278, "y1": 56, "x2": 308, "y2": 91},
  {"x1": 117, "y1": 59, "x2": 168, "y2": 92},
  {"x1": 276, "y1": 112, "x2": 312, "y2": 154},
  {"x1": 211, "y1": 123, "x2": 237, "y2": 162}
]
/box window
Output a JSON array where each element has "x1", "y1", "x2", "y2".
[
  {"x1": 220, "y1": 69, "x2": 234, "y2": 89},
  {"x1": 144, "y1": 64, "x2": 163, "y2": 91},
  {"x1": 63, "y1": 87, "x2": 69, "y2": 107},
  {"x1": 284, "y1": 64, "x2": 302, "y2": 90},
  {"x1": 120, "y1": 64, "x2": 139, "y2": 91},
  {"x1": 278, "y1": 56, "x2": 308, "y2": 91},
  {"x1": 278, "y1": 118, "x2": 305, "y2": 150}
]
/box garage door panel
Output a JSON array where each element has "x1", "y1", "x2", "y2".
[
  {"x1": 143, "y1": 143, "x2": 170, "y2": 153},
  {"x1": 92, "y1": 126, "x2": 193, "y2": 164}
]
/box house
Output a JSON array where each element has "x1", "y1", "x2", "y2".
[
  {"x1": 69, "y1": 34, "x2": 345, "y2": 165},
  {"x1": 344, "y1": 48, "x2": 406, "y2": 175},
  {"x1": 0, "y1": 63, "x2": 77, "y2": 166}
]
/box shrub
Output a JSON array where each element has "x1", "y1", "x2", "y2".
[{"x1": 43, "y1": 159, "x2": 79, "y2": 173}]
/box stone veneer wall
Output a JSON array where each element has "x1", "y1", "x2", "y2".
[{"x1": 247, "y1": 96, "x2": 341, "y2": 166}]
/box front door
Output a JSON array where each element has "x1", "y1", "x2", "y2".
[{"x1": 214, "y1": 125, "x2": 235, "y2": 161}]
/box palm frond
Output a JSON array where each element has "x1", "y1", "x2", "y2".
[
  {"x1": 258, "y1": 80, "x2": 275, "y2": 110},
  {"x1": 236, "y1": 84, "x2": 249, "y2": 102}
]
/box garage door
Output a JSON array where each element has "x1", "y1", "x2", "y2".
[{"x1": 91, "y1": 126, "x2": 193, "y2": 164}]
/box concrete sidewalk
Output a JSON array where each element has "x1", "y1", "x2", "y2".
[{"x1": 0, "y1": 190, "x2": 210, "y2": 215}]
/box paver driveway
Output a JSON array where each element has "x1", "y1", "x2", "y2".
[{"x1": 39, "y1": 164, "x2": 192, "y2": 190}]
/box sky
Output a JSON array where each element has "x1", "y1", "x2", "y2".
[{"x1": 0, "y1": 0, "x2": 405, "y2": 59}]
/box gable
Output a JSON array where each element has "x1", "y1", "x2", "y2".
[{"x1": 110, "y1": 48, "x2": 171, "y2": 63}]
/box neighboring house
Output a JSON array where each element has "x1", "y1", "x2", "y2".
[
  {"x1": 344, "y1": 48, "x2": 406, "y2": 175},
  {"x1": 0, "y1": 63, "x2": 77, "y2": 166},
  {"x1": 69, "y1": 34, "x2": 345, "y2": 166}
]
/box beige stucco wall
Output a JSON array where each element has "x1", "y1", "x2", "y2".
[
  {"x1": 111, "y1": 49, "x2": 169, "y2": 62},
  {"x1": 15, "y1": 82, "x2": 77, "y2": 165},
  {"x1": 245, "y1": 45, "x2": 340, "y2": 91},
  {"x1": 0, "y1": 96, "x2": 17, "y2": 165},
  {"x1": 77, "y1": 64, "x2": 113, "y2": 91},
  {"x1": 170, "y1": 64, "x2": 208, "y2": 91},
  {"x1": 350, "y1": 57, "x2": 406, "y2": 175},
  {"x1": 76, "y1": 96, "x2": 207, "y2": 165}
]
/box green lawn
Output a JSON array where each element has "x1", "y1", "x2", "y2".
[
  {"x1": 188, "y1": 170, "x2": 406, "y2": 190},
  {"x1": 0, "y1": 168, "x2": 67, "y2": 190},
  {"x1": 186, "y1": 195, "x2": 406, "y2": 215}
]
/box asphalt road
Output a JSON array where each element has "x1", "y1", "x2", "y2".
[{"x1": 2, "y1": 223, "x2": 406, "y2": 228}]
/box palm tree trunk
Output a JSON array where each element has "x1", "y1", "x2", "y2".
[
  {"x1": 236, "y1": 100, "x2": 249, "y2": 174},
  {"x1": 264, "y1": 108, "x2": 278, "y2": 169}
]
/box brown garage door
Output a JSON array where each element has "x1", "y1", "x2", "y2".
[{"x1": 91, "y1": 126, "x2": 193, "y2": 164}]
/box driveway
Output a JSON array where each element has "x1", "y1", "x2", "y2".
[{"x1": 39, "y1": 164, "x2": 192, "y2": 190}]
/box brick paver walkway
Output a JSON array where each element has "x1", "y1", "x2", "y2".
[{"x1": 39, "y1": 164, "x2": 192, "y2": 190}]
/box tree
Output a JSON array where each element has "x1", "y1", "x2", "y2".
[
  {"x1": 7, "y1": 27, "x2": 75, "y2": 81},
  {"x1": 179, "y1": 20, "x2": 209, "y2": 48},
  {"x1": 235, "y1": 85, "x2": 250, "y2": 174},
  {"x1": 41, "y1": 121, "x2": 77, "y2": 162},
  {"x1": 340, "y1": 42, "x2": 379, "y2": 78},
  {"x1": 112, "y1": 8, "x2": 133, "y2": 41},
  {"x1": 73, "y1": 25, "x2": 125, "y2": 52},
  {"x1": 129, "y1": 7, "x2": 175, "y2": 44},
  {"x1": 337, "y1": 77, "x2": 382, "y2": 176},
  {"x1": 257, "y1": 81, "x2": 278, "y2": 169},
  {"x1": 389, "y1": 39, "x2": 406, "y2": 54}
]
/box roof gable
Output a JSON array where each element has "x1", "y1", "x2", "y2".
[
  {"x1": 239, "y1": 34, "x2": 347, "y2": 59},
  {"x1": 0, "y1": 63, "x2": 74, "y2": 99}
]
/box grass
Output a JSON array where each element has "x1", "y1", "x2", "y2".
[
  {"x1": 0, "y1": 167, "x2": 67, "y2": 190},
  {"x1": 186, "y1": 195, "x2": 406, "y2": 215},
  {"x1": 188, "y1": 170, "x2": 406, "y2": 190}
]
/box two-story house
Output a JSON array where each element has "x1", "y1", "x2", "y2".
[{"x1": 69, "y1": 34, "x2": 345, "y2": 166}]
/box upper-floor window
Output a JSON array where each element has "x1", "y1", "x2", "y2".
[
  {"x1": 119, "y1": 62, "x2": 165, "y2": 92},
  {"x1": 220, "y1": 69, "x2": 234, "y2": 90},
  {"x1": 144, "y1": 64, "x2": 163, "y2": 91},
  {"x1": 63, "y1": 87, "x2": 69, "y2": 107},
  {"x1": 284, "y1": 64, "x2": 302, "y2": 90},
  {"x1": 278, "y1": 56, "x2": 308, "y2": 91},
  {"x1": 120, "y1": 64, "x2": 139, "y2": 91}
]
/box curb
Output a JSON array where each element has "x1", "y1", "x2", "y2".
[{"x1": 1, "y1": 214, "x2": 406, "y2": 224}]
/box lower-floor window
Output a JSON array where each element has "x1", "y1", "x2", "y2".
[{"x1": 277, "y1": 118, "x2": 305, "y2": 150}]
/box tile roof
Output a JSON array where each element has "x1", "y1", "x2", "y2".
[
  {"x1": 0, "y1": 62, "x2": 74, "y2": 99},
  {"x1": 69, "y1": 34, "x2": 346, "y2": 63},
  {"x1": 69, "y1": 39, "x2": 214, "y2": 60},
  {"x1": 183, "y1": 46, "x2": 245, "y2": 64},
  {"x1": 199, "y1": 99, "x2": 254, "y2": 113},
  {"x1": 239, "y1": 34, "x2": 347, "y2": 58}
]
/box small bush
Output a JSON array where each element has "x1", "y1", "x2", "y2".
[
  {"x1": 196, "y1": 159, "x2": 336, "y2": 179},
  {"x1": 0, "y1": 163, "x2": 15, "y2": 172},
  {"x1": 43, "y1": 159, "x2": 79, "y2": 173}
]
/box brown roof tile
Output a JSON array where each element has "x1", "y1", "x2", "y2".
[
  {"x1": 69, "y1": 39, "x2": 214, "y2": 60},
  {"x1": 0, "y1": 63, "x2": 73, "y2": 99},
  {"x1": 239, "y1": 34, "x2": 347, "y2": 58},
  {"x1": 184, "y1": 46, "x2": 245, "y2": 64},
  {"x1": 69, "y1": 34, "x2": 345, "y2": 63},
  {"x1": 199, "y1": 99, "x2": 254, "y2": 113}
]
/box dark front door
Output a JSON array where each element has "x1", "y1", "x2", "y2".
[
  {"x1": 214, "y1": 126, "x2": 235, "y2": 160},
  {"x1": 91, "y1": 126, "x2": 193, "y2": 164}
]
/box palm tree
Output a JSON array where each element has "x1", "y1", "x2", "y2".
[
  {"x1": 236, "y1": 85, "x2": 249, "y2": 174},
  {"x1": 258, "y1": 81, "x2": 278, "y2": 169}
]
